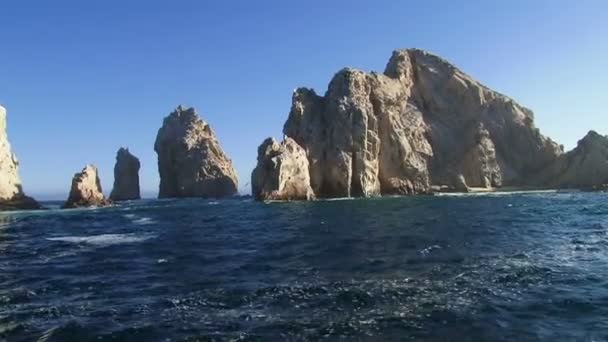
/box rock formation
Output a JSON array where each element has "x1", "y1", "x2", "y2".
[
  {"x1": 252, "y1": 137, "x2": 315, "y2": 201},
  {"x1": 541, "y1": 131, "x2": 608, "y2": 189},
  {"x1": 154, "y1": 106, "x2": 238, "y2": 198},
  {"x1": 0, "y1": 105, "x2": 42, "y2": 211},
  {"x1": 109, "y1": 148, "x2": 141, "y2": 201},
  {"x1": 254, "y1": 48, "x2": 607, "y2": 200},
  {"x1": 63, "y1": 165, "x2": 111, "y2": 208}
]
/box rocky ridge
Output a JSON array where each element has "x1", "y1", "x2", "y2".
[{"x1": 253, "y1": 48, "x2": 606, "y2": 200}]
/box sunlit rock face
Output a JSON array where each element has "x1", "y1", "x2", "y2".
[
  {"x1": 64, "y1": 164, "x2": 111, "y2": 208},
  {"x1": 155, "y1": 106, "x2": 238, "y2": 199},
  {"x1": 252, "y1": 137, "x2": 315, "y2": 201},
  {"x1": 110, "y1": 148, "x2": 141, "y2": 201},
  {"x1": 279, "y1": 49, "x2": 563, "y2": 199},
  {"x1": 0, "y1": 105, "x2": 41, "y2": 211}
]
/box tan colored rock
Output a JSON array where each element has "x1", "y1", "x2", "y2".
[
  {"x1": 0, "y1": 105, "x2": 41, "y2": 211},
  {"x1": 252, "y1": 137, "x2": 315, "y2": 201},
  {"x1": 542, "y1": 131, "x2": 608, "y2": 189},
  {"x1": 154, "y1": 106, "x2": 238, "y2": 198},
  {"x1": 281, "y1": 49, "x2": 563, "y2": 199},
  {"x1": 63, "y1": 165, "x2": 111, "y2": 208},
  {"x1": 109, "y1": 148, "x2": 141, "y2": 201}
]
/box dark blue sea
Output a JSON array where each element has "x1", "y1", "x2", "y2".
[{"x1": 1, "y1": 192, "x2": 608, "y2": 341}]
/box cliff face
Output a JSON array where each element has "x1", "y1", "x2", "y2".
[
  {"x1": 252, "y1": 137, "x2": 315, "y2": 201},
  {"x1": 155, "y1": 106, "x2": 238, "y2": 198},
  {"x1": 0, "y1": 105, "x2": 41, "y2": 211},
  {"x1": 280, "y1": 49, "x2": 563, "y2": 198},
  {"x1": 109, "y1": 148, "x2": 141, "y2": 201},
  {"x1": 541, "y1": 131, "x2": 608, "y2": 189},
  {"x1": 64, "y1": 165, "x2": 111, "y2": 208}
]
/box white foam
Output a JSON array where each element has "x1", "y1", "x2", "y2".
[
  {"x1": 46, "y1": 233, "x2": 154, "y2": 246},
  {"x1": 132, "y1": 217, "x2": 155, "y2": 225}
]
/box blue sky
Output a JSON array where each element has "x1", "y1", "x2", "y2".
[{"x1": 0, "y1": 0, "x2": 606, "y2": 199}]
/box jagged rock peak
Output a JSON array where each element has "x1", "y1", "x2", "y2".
[
  {"x1": 543, "y1": 130, "x2": 608, "y2": 189},
  {"x1": 155, "y1": 105, "x2": 238, "y2": 198},
  {"x1": 252, "y1": 137, "x2": 315, "y2": 201},
  {"x1": 64, "y1": 164, "x2": 111, "y2": 208},
  {"x1": 0, "y1": 105, "x2": 42, "y2": 211},
  {"x1": 276, "y1": 48, "x2": 564, "y2": 200},
  {"x1": 109, "y1": 147, "x2": 141, "y2": 201}
]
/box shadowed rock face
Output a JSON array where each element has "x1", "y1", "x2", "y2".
[
  {"x1": 154, "y1": 106, "x2": 238, "y2": 199},
  {"x1": 279, "y1": 48, "x2": 565, "y2": 199},
  {"x1": 110, "y1": 148, "x2": 141, "y2": 201},
  {"x1": 541, "y1": 131, "x2": 608, "y2": 189},
  {"x1": 252, "y1": 137, "x2": 315, "y2": 201},
  {"x1": 0, "y1": 105, "x2": 41, "y2": 211},
  {"x1": 64, "y1": 165, "x2": 111, "y2": 208}
]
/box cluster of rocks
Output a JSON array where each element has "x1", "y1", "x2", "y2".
[
  {"x1": 2, "y1": 48, "x2": 607, "y2": 210},
  {"x1": 252, "y1": 49, "x2": 608, "y2": 200}
]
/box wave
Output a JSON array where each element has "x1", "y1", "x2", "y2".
[{"x1": 46, "y1": 233, "x2": 155, "y2": 246}]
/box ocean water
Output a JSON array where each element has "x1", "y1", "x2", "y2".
[{"x1": 1, "y1": 192, "x2": 608, "y2": 341}]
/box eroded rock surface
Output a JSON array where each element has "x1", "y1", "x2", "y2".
[
  {"x1": 0, "y1": 105, "x2": 41, "y2": 211},
  {"x1": 110, "y1": 148, "x2": 141, "y2": 201},
  {"x1": 64, "y1": 165, "x2": 111, "y2": 208},
  {"x1": 278, "y1": 49, "x2": 564, "y2": 199},
  {"x1": 155, "y1": 106, "x2": 238, "y2": 198},
  {"x1": 252, "y1": 137, "x2": 315, "y2": 201},
  {"x1": 542, "y1": 131, "x2": 608, "y2": 189}
]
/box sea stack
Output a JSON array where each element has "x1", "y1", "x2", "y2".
[
  {"x1": 253, "y1": 48, "x2": 606, "y2": 200},
  {"x1": 252, "y1": 137, "x2": 315, "y2": 201},
  {"x1": 0, "y1": 105, "x2": 41, "y2": 211},
  {"x1": 154, "y1": 105, "x2": 238, "y2": 198},
  {"x1": 63, "y1": 165, "x2": 111, "y2": 208},
  {"x1": 109, "y1": 148, "x2": 141, "y2": 201},
  {"x1": 542, "y1": 131, "x2": 608, "y2": 189}
]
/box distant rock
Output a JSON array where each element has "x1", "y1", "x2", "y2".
[
  {"x1": 154, "y1": 106, "x2": 238, "y2": 198},
  {"x1": 63, "y1": 165, "x2": 111, "y2": 208},
  {"x1": 271, "y1": 48, "x2": 565, "y2": 199},
  {"x1": 0, "y1": 105, "x2": 42, "y2": 211},
  {"x1": 542, "y1": 131, "x2": 608, "y2": 189},
  {"x1": 109, "y1": 148, "x2": 141, "y2": 201},
  {"x1": 252, "y1": 137, "x2": 315, "y2": 201}
]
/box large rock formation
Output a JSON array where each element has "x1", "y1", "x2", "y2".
[
  {"x1": 154, "y1": 106, "x2": 238, "y2": 198},
  {"x1": 541, "y1": 131, "x2": 608, "y2": 189},
  {"x1": 0, "y1": 105, "x2": 41, "y2": 211},
  {"x1": 252, "y1": 137, "x2": 315, "y2": 201},
  {"x1": 254, "y1": 48, "x2": 607, "y2": 200},
  {"x1": 63, "y1": 165, "x2": 111, "y2": 208},
  {"x1": 109, "y1": 148, "x2": 141, "y2": 201}
]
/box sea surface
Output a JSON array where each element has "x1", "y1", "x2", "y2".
[{"x1": 1, "y1": 192, "x2": 608, "y2": 341}]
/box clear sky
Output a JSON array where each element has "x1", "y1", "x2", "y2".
[{"x1": 0, "y1": 0, "x2": 606, "y2": 199}]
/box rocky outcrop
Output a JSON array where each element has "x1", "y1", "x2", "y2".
[
  {"x1": 63, "y1": 165, "x2": 111, "y2": 208},
  {"x1": 541, "y1": 131, "x2": 608, "y2": 189},
  {"x1": 252, "y1": 137, "x2": 315, "y2": 201},
  {"x1": 276, "y1": 48, "x2": 565, "y2": 199},
  {"x1": 0, "y1": 105, "x2": 42, "y2": 211},
  {"x1": 154, "y1": 106, "x2": 238, "y2": 198},
  {"x1": 109, "y1": 148, "x2": 141, "y2": 201}
]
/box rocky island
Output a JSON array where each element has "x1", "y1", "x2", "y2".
[
  {"x1": 109, "y1": 148, "x2": 141, "y2": 201},
  {"x1": 63, "y1": 164, "x2": 111, "y2": 208},
  {"x1": 0, "y1": 105, "x2": 41, "y2": 211},
  {"x1": 253, "y1": 48, "x2": 608, "y2": 200},
  {"x1": 155, "y1": 105, "x2": 238, "y2": 198}
]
